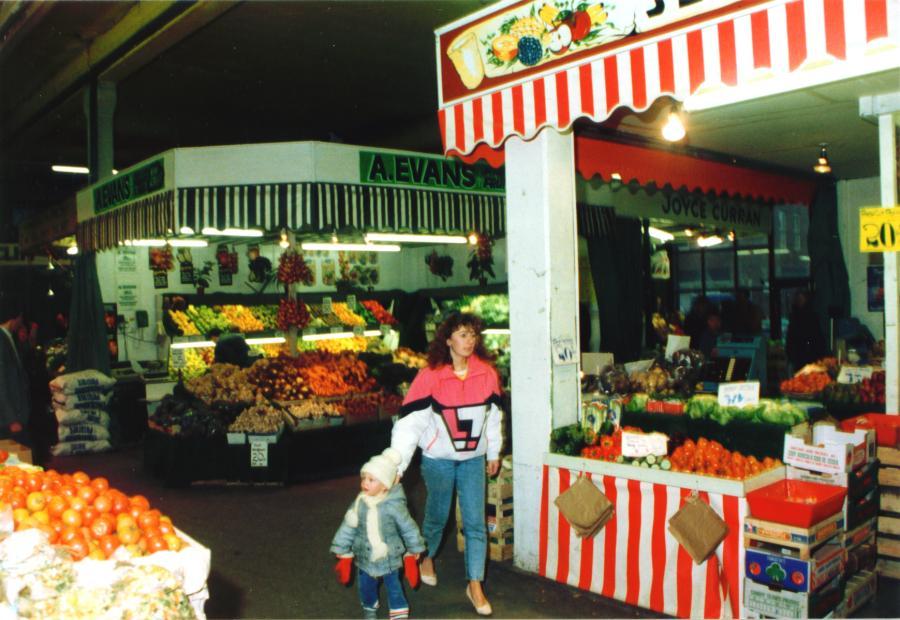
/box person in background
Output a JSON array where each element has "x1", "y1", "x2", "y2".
[
  {"x1": 391, "y1": 312, "x2": 503, "y2": 616},
  {"x1": 0, "y1": 300, "x2": 30, "y2": 440},
  {"x1": 18, "y1": 318, "x2": 54, "y2": 466},
  {"x1": 728, "y1": 289, "x2": 763, "y2": 335},
  {"x1": 696, "y1": 307, "x2": 723, "y2": 359},
  {"x1": 786, "y1": 290, "x2": 828, "y2": 372},
  {"x1": 683, "y1": 295, "x2": 712, "y2": 349},
  {"x1": 209, "y1": 328, "x2": 251, "y2": 368}
]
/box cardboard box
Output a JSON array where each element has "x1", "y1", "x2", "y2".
[
  {"x1": 743, "y1": 575, "x2": 843, "y2": 619},
  {"x1": 0, "y1": 439, "x2": 32, "y2": 464},
  {"x1": 839, "y1": 570, "x2": 877, "y2": 617},
  {"x1": 783, "y1": 425, "x2": 876, "y2": 474},
  {"x1": 842, "y1": 519, "x2": 876, "y2": 550},
  {"x1": 745, "y1": 542, "x2": 845, "y2": 593},
  {"x1": 744, "y1": 513, "x2": 843, "y2": 559},
  {"x1": 786, "y1": 459, "x2": 877, "y2": 499},
  {"x1": 845, "y1": 488, "x2": 878, "y2": 531}
]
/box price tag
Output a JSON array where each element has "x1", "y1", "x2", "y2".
[
  {"x1": 837, "y1": 365, "x2": 874, "y2": 384},
  {"x1": 717, "y1": 381, "x2": 760, "y2": 408},
  {"x1": 170, "y1": 348, "x2": 186, "y2": 369},
  {"x1": 346, "y1": 294, "x2": 357, "y2": 310},
  {"x1": 352, "y1": 325, "x2": 364, "y2": 336},
  {"x1": 322, "y1": 297, "x2": 333, "y2": 314},
  {"x1": 621, "y1": 431, "x2": 668, "y2": 458},
  {"x1": 552, "y1": 336, "x2": 577, "y2": 365},
  {"x1": 249, "y1": 440, "x2": 268, "y2": 468},
  {"x1": 624, "y1": 359, "x2": 654, "y2": 374},
  {"x1": 665, "y1": 334, "x2": 691, "y2": 360}
]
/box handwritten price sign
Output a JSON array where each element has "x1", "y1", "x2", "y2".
[
  {"x1": 717, "y1": 381, "x2": 760, "y2": 408},
  {"x1": 837, "y1": 366, "x2": 874, "y2": 384},
  {"x1": 859, "y1": 206, "x2": 900, "y2": 252},
  {"x1": 552, "y1": 336, "x2": 577, "y2": 366}
]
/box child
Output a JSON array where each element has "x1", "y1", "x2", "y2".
[{"x1": 331, "y1": 447, "x2": 426, "y2": 620}]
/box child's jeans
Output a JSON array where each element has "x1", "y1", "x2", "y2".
[{"x1": 358, "y1": 569, "x2": 408, "y2": 619}]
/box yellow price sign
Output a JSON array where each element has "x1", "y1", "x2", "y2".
[{"x1": 860, "y1": 206, "x2": 900, "y2": 252}]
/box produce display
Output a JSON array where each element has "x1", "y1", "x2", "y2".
[
  {"x1": 0, "y1": 466, "x2": 187, "y2": 560},
  {"x1": 277, "y1": 298, "x2": 311, "y2": 331},
  {"x1": 285, "y1": 400, "x2": 342, "y2": 423},
  {"x1": 149, "y1": 391, "x2": 242, "y2": 437},
  {"x1": 668, "y1": 438, "x2": 782, "y2": 478},
  {"x1": 227, "y1": 402, "x2": 284, "y2": 434},
  {"x1": 277, "y1": 250, "x2": 313, "y2": 286},
  {"x1": 442, "y1": 294, "x2": 508, "y2": 326},
  {"x1": 219, "y1": 305, "x2": 264, "y2": 332},
  {"x1": 857, "y1": 370, "x2": 886, "y2": 405},
  {"x1": 393, "y1": 347, "x2": 428, "y2": 369},
  {"x1": 185, "y1": 364, "x2": 256, "y2": 404},
  {"x1": 169, "y1": 310, "x2": 199, "y2": 336},
  {"x1": 184, "y1": 304, "x2": 230, "y2": 335},
  {"x1": 780, "y1": 371, "x2": 832, "y2": 396},
  {"x1": 332, "y1": 302, "x2": 365, "y2": 326},
  {"x1": 360, "y1": 300, "x2": 397, "y2": 325},
  {"x1": 312, "y1": 335, "x2": 368, "y2": 354},
  {"x1": 168, "y1": 347, "x2": 213, "y2": 381},
  {"x1": 683, "y1": 394, "x2": 808, "y2": 426},
  {"x1": 247, "y1": 357, "x2": 311, "y2": 401}
]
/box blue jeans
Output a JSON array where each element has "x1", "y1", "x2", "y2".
[
  {"x1": 358, "y1": 569, "x2": 407, "y2": 617},
  {"x1": 421, "y1": 455, "x2": 487, "y2": 581}
]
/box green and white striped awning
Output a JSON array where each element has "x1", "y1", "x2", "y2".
[{"x1": 77, "y1": 182, "x2": 506, "y2": 251}]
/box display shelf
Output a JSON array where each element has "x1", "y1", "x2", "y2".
[{"x1": 545, "y1": 452, "x2": 785, "y2": 497}]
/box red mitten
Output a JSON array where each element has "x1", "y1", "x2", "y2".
[
  {"x1": 334, "y1": 556, "x2": 353, "y2": 585},
  {"x1": 403, "y1": 554, "x2": 420, "y2": 589}
]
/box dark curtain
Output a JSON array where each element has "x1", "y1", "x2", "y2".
[
  {"x1": 66, "y1": 252, "x2": 111, "y2": 375},
  {"x1": 586, "y1": 217, "x2": 644, "y2": 362},
  {"x1": 807, "y1": 181, "x2": 851, "y2": 336}
]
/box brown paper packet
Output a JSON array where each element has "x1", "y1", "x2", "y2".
[
  {"x1": 554, "y1": 475, "x2": 614, "y2": 537},
  {"x1": 571, "y1": 504, "x2": 615, "y2": 538},
  {"x1": 668, "y1": 495, "x2": 728, "y2": 564}
]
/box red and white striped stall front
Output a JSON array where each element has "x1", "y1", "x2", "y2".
[{"x1": 539, "y1": 455, "x2": 783, "y2": 619}]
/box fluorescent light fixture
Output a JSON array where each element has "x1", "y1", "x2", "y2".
[
  {"x1": 661, "y1": 111, "x2": 686, "y2": 142},
  {"x1": 246, "y1": 336, "x2": 286, "y2": 346},
  {"x1": 301, "y1": 242, "x2": 400, "y2": 253},
  {"x1": 167, "y1": 239, "x2": 208, "y2": 248},
  {"x1": 482, "y1": 328, "x2": 511, "y2": 335},
  {"x1": 697, "y1": 235, "x2": 723, "y2": 248},
  {"x1": 129, "y1": 239, "x2": 167, "y2": 247},
  {"x1": 48, "y1": 288, "x2": 55, "y2": 297},
  {"x1": 52, "y1": 165, "x2": 89, "y2": 174},
  {"x1": 66, "y1": 245, "x2": 79, "y2": 255},
  {"x1": 170, "y1": 340, "x2": 216, "y2": 349},
  {"x1": 180, "y1": 226, "x2": 195, "y2": 235},
  {"x1": 201, "y1": 227, "x2": 264, "y2": 237},
  {"x1": 302, "y1": 330, "x2": 383, "y2": 341},
  {"x1": 648, "y1": 226, "x2": 675, "y2": 242},
  {"x1": 364, "y1": 232, "x2": 468, "y2": 244}
]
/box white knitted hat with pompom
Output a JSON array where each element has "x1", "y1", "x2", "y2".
[{"x1": 361, "y1": 447, "x2": 402, "y2": 489}]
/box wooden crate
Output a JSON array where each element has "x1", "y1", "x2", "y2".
[
  {"x1": 878, "y1": 464, "x2": 900, "y2": 487},
  {"x1": 743, "y1": 513, "x2": 842, "y2": 560},
  {"x1": 881, "y1": 488, "x2": 900, "y2": 513},
  {"x1": 877, "y1": 446, "x2": 900, "y2": 467},
  {"x1": 876, "y1": 557, "x2": 900, "y2": 580},
  {"x1": 878, "y1": 514, "x2": 900, "y2": 536},
  {"x1": 456, "y1": 532, "x2": 514, "y2": 561}
]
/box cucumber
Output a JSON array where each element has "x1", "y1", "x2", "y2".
[
  {"x1": 615, "y1": 455, "x2": 626, "y2": 464},
  {"x1": 645, "y1": 454, "x2": 657, "y2": 465},
  {"x1": 640, "y1": 461, "x2": 649, "y2": 468},
  {"x1": 650, "y1": 464, "x2": 660, "y2": 470},
  {"x1": 660, "y1": 459, "x2": 672, "y2": 471}
]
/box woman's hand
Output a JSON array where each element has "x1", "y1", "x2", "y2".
[{"x1": 486, "y1": 459, "x2": 500, "y2": 477}]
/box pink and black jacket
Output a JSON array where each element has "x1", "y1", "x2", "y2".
[{"x1": 391, "y1": 355, "x2": 503, "y2": 475}]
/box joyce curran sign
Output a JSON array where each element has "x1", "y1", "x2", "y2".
[
  {"x1": 660, "y1": 192, "x2": 766, "y2": 230},
  {"x1": 360, "y1": 151, "x2": 504, "y2": 194},
  {"x1": 93, "y1": 160, "x2": 165, "y2": 215}
]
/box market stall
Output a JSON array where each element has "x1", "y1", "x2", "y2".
[{"x1": 431, "y1": 0, "x2": 898, "y2": 618}]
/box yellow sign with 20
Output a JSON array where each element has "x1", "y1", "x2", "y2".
[{"x1": 860, "y1": 207, "x2": 900, "y2": 252}]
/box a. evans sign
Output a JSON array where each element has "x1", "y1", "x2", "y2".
[
  {"x1": 93, "y1": 159, "x2": 165, "y2": 215},
  {"x1": 359, "y1": 151, "x2": 504, "y2": 194}
]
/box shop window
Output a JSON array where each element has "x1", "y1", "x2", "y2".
[
  {"x1": 774, "y1": 204, "x2": 810, "y2": 278},
  {"x1": 677, "y1": 251, "x2": 702, "y2": 290},
  {"x1": 737, "y1": 235, "x2": 768, "y2": 289},
  {"x1": 703, "y1": 244, "x2": 734, "y2": 289}
]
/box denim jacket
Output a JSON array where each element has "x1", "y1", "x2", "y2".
[{"x1": 330, "y1": 484, "x2": 425, "y2": 577}]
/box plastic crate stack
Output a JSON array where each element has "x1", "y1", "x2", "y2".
[
  {"x1": 457, "y1": 455, "x2": 513, "y2": 562},
  {"x1": 49, "y1": 369, "x2": 115, "y2": 456},
  {"x1": 839, "y1": 414, "x2": 900, "y2": 581}
]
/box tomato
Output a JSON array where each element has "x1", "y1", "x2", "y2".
[
  {"x1": 25, "y1": 474, "x2": 43, "y2": 492},
  {"x1": 90, "y1": 514, "x2": 116, "y2": 539},
  {"x1": 25, "y1": 491, "x2": 46, "y2": 513},
  {"x1": 68, "y1": 497, "x2": 88, "y2": 513},
  {"x1": 158, "y1": 520, "x2": 175, "y2": 536},
  {"x1": 146, "y1": 535, "x2": 168, "y2": 554},
  {"x1": 37, "y1": 522, "x2": 58, "y2": 544},
  {"x1": 88, "y1": 547, "x2": 106, "y2": 560},
  {"x1": 77, "y1": 485, "x2": 97, "y2": 504},
  {"x1": 163, "y1": 533, "x2": 183, "y2": 552},
  {"x1": 59, "y1": 526, "x2": 82, "y2": 544},
  {"x1": 110, "y1": 492, "x2": 130, "y2": 515},
  {"x1": 66, "y1": 536, "x2": 89, "y2": 560},
  {"x1": 48, "y1": 495, "x2": 68, "y2": 518},
  {"x1": 60, "y1": 485, "x2": 77, "y2": 499},
  {"x1": 130, "y1": 495, "x2": 150, "y2": 512},
  {"x1": 82, "y1": 507, "x2": 99, "y2": 526},
  {"x1": 12, "y1": 508, "x2": 29, "y2": 524},
  {"x1": 117, "y1": 516, "x2": 141, "y2": 545},
  {"x1": 93, "y1": 494, "x2": 112, "y2": 514},
  {"x1": 31, "y1": 510, "x2": 50, "y2": 525},
  {"x1": 128, "y1": 505, "x2": 143, "y2": 520},
  {"x1": 72, "y1": 471, "x2": 90, "y2": 486},
  {"x1": 90, "y1": 477, "x2": 109, "y2": 493},
  {"x1": 99, "y1": 534, "x2": 120, "y2": 558},
  {"x1": 61, "y1": 508, "x2": 83, "y2": 528},
  {"x1": 137, "y1": 509, "x2": 161, "y2": 531},
  {"x1": 0, "y1": 450, "x2": 8, "y2": 462}
]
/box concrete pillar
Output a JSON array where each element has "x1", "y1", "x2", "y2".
[
  {"x1": 83, "y1": 81, "x2": 117, "y2": 182},
  {"x1": 506, "y1": 129, "x2": 580, "y2": 572},
  {"x1": 879, "y1": 113, "x2": 899, "y2": 412}
]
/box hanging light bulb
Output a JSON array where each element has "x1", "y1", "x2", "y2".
[
  {"x1": 813, "y1": 143, "x2": 831, "y2": 174},
  {"x1": 66, "y1": 243, "x2": 78, "y2": 255},
  {"x1": 661, "y1": 107, "x2": 686, "y2": 142},
  {"x1": 468, "y1": 232, "x2": 479, "y2": 245},
  {"x1": 48, "y1": 288, "x2": 55, "y2": 297},
  {"x1": 279, "y1": 230, "x2": 290, "y2": 249}
]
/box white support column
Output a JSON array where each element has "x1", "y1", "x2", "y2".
[
  {"x1": 879, "y1": 113, "x2": 899, "y2": 413},
  {"x1": 506, "y1": 129, "x2": 580, "y2": 572},
  {"x1": 83, "y1": 81, "x2": 117, "y2": 181}
]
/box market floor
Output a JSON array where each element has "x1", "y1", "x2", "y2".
[{"x1": 45, "y1": 446, "x2": 900, "y2": 620}]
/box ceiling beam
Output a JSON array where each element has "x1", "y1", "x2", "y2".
[
  {"x1": 0, "y1": 0, "x2": 56, "y2": 63},
  {"x1": 3, "y1": 0, "x2": 239, "y2": 145}
]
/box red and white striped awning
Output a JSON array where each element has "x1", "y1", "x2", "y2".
[{"x1": 438, "y1": 0, "x2": 898, "y2": 157}]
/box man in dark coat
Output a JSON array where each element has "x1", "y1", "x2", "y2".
[{"x1": 0, "y1": 300, "x2": 30, "y2": 439}]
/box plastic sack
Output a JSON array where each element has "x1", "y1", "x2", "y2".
[
  {"x1": 54, "y1": 408, "x2": 110, "y2": 427},
  {"x1": 52, "y1": 390, "x2": 111, "y2": 410},
  {"x1": 57, "y1": 423, "x2": 111, "y2": 442},
  {"x1": 49, "y1": 369, "x2": 115, "y2": 395},
  {"x1": 51, "y1": 440, "x2": 112, "y2": 456}
]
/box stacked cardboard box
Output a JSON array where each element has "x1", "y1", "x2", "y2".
[
  {"x1": 457, "y1": 458, "x2": 513, "y2": 561},
  {"x1": 876, "y1": 444, "x2": 900, "y2": 579}
]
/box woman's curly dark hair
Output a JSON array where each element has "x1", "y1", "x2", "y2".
[{"x1": 427, "y1": 312, "x2": 494, "y2": 368}]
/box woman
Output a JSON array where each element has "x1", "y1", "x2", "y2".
[{"x1": 391, "y1": 312, "x2": 503, "y2": 616}]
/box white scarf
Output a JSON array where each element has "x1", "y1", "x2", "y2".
[{"x1": 344, "y1": 492, "x2": 389, "y2": 561}]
